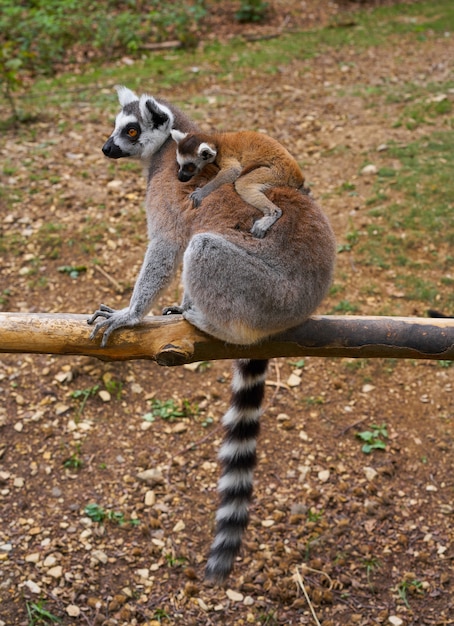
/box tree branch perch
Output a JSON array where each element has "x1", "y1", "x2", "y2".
[{"x1": 0, "y1": 312, "x2": 452, "y2": 365}]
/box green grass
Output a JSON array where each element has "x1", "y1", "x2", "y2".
[
  {"x1": 352, "y1": 130, "x2": 454, "y2": 311},
  {"x1": 4, "y1": 0, "x2": 454, "y2": 122}
]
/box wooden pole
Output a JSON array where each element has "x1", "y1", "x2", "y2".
[{"x1": 0, "y1": 312, "x2": 452, "y2": 365}]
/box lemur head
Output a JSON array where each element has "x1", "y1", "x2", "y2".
[
  {"x1": 171, "y1": 129, "x2": 217, "y2": 182},
  {"x1": 102, "y1": 86, "x2": 174, "y2": 162}
]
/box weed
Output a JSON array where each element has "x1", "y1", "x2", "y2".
[
  {"x1": 165, "y1": 553, "x2": 188, "y2": 568},
  {"x1": 71, "y1": 384, "x2": 99, "y2": 417},
  {"x1": 0, "y1": 288, "x2": 11, "y2": 308},
  {"x1": 62, "y1": 443, "x2": 83, "y2": 470},
  {"x1": 26, "y1": 600, "x2": 61, "y2": 625},
  {"x1": 397, "y1": 578, "x2": 424, "y2": 608},
  {"x1": 152, "y1": 609, "x2": 171, "y2": 623},
  {"x1": 289, "y1": 359, "x2": 306, "y2": 368},
  {"x1": 236, "y1": 0, "x2": 269, "y2": 23},
  {"x1": 148, "y1": 398, "x2": 198, "y2": 421},
  {"x1": 84, "y1": 503, "x2": 139, "y2": 527},
  {"x1": 57, "y1": 265, "x2": 87, "y2": 279},
  {"x1": 330, "y1": 300, "x2": 360, "y2": 314},
  {"x1": 307, "y1": 508, "x2": 323, "y2": 523},
  {"x1": 438, "y1": 360, "x2": 453, "y2": 368},
  {"x1": 357, "y1": 424, "x2": 388, "y2": 454},
  {"x1": 104, "y1": 378, "x2": 123, "y2": 400},
  {"x1": 362, "y1": 556, "x2": 381, "y2": 586},
  {"x1": 258, "y1": 610, "x2": 278, "y2": 625}
]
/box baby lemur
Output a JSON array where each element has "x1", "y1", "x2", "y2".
[
  {"x1": 171, "y1": 128, "x2": 306, "y2": 238},
  {"x1": 88, "y1": 86, "x2": 336, "y2": 583}
]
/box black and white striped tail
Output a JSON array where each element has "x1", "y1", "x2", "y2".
[{"x1": 205, "y1": 358, "x2": 268, "y2": 583}]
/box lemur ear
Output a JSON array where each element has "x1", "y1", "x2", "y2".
[
  {"x1": 198, "y1": 142, "x2": 217, "y2": 160},
  {"x1": 171, "y1": 129, "x2": 187, "y2": 144},
  {"x1": 115, "y1": 85, "x2": 138, "y2": 107},
  {"x1": 140, "y1": 95, "x2": 174, "y2": 129}
]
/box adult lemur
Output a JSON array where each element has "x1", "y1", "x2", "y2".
[
  {"x1": 88, "y1": 86, "x2": 336, "y2": 583},
  {"x1": 171, "y1": 128, "x2": 306, "y2": 238}
]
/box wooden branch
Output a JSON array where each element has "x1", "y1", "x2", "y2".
[{"x1": 0, "y1": 313, "x2": 452, "y2": 366}]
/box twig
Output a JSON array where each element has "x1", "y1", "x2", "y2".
[
  {"x1": 93, "y1": 264, "x2": 124, "y2": 293},
  {"x1": 294, "y1": 566, "x2": 322, "y2": 626},
  {"x1": 338, "y1": 416, "x2": 369, "y2": 436}
]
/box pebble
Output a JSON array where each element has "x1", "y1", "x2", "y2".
[
  {"x1": 92, "y1": 549, "x2": 108, "y2": 564},
  {"x1": 47, "y1": 565, "x2": 63, "y2": 578},
  {"x1": 261, "y1": 519, "x2": 275, "y2": 528},
  {"x1": 361, "y1": 164, "x2": 378, "y2": 175},
  {"x1": 66, "y1": 605, "x2": 80, "y2": 617},
  {"x1": 43, "y1": 555, "x2": 57, "y2": 567},
  {"x1": 287, "y1": 373, "x2": 302, "y2": 387},
  {"x1": 364, "y1": 466, "x2": 378, "y2": 481},
  {"x1": 173, "y1": 520, "x2": 185, "y2": 532},
  {"x1": 23, "y1": 580, "x2": 41, "y2": 594},
  {"x1": 98, "y1": 390, "x2": 111, "y2": 402},
  {"x1": 318, "y1": 469, "x2": 330, "y2": 482},
  {"x1": 226, "y1": 589, "x2": 244, "y2": 602},
  {"x1": 137, "y1": 468, "x2": 164, "y2": 486},
  {"x1": 388, "y1": 617, "x2": 404, "y2": 626},
  {"x1": 144, "y1": 490, "x2": 156, "y2": 506}
]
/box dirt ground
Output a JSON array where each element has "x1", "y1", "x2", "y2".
[{"x1": 0, "y1": 1, "x2": 453, "y2": 625}]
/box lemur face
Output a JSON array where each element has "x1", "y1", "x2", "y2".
[
  {"x1": 102, "y1": 86, "x2": 174, "y2": 162},
  {"x1": 170, "y1": 129, "x2": 217, "y2": 182}
]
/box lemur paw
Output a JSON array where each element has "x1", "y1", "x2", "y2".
[
  {"x1": 250, "y1": 223, "x2": 268, "y2": 239},
  {"x1": 162, "y1": 306, "x2": 184, "y2": 315},
  {"x1": 87, "y1": 305, "x2": 137, "y2": 347},
  {"x1": 189, "y1": 188, "x2": 204, "y2": 208}
]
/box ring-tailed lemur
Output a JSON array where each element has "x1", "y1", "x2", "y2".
[
  {"x1": 88, "y1": 86, "x2": 336, "y2": 583},
  {"x1": 170, "y1": 128, "x2": 305, "y2": 239}
]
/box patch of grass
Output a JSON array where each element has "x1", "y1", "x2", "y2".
[
  {"x1": 84, "y1": 503, "x2": 140, "y2": 527},
  {"x1": 26, "y1": 600, "x2": 61, "y2": 625},
  {"x1": 5, "y1": 0, "x2": 454, "y2": 124},
  {"x1": 397, "y1": 577, "x2": 424, "y2": 608},
  {"x1": 148, "y1": 398, "x2": 198, "y2": 421}
]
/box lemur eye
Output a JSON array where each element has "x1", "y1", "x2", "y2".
[{"x1": 127, "y1": 128, "x2": 138, "y2": 138}]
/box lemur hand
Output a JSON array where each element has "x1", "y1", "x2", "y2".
[
  {"x1": 87, "y1": 304, "x2": 140, "y2": 347},
  {"x1": 189, "y1": 188, "x2": 205, "y2": 208}
]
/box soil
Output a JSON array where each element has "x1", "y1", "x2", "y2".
[{"x1": 0, "y1": 1, "x2": 453, "y2": 625}]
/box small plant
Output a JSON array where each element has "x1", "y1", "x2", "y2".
[
  {"x1": 152, "y1": 608, "x2": 171, "y2": 623},
  {"x1": 330, "y1": 299, "x2": 360, "y2": 314},
  {"x1": 71, "y1": 384, "x2": 99, "y2": 416},
  {"x1": 57, "y1": 264, "x2": 87, "y2": 279},
  {"x1": 148, "y1": 398, "x2": 198, "y2": 421},
  {"x1": 165, "y1": 553, "x2": 188, "y2": 568},
  {"x1": 84, "y1": 503, "x2": 139, "y2": 527},
  {"x1": 362, "y1": 556, "x2": 381, "y2": 586},
  {"x1": 307, "y1": 508, "x2": 323, "y2": 523},
  {"x1": 62, "y1": 443, "x2": 83, "y2": 470},
  {"x1": 357, "y1": 423, "x2": 388, "y2": 454},
  {"x1": 104, "y1": 377, "x2": 123, "y2": 399},
  {"x1": 397, "y1": 578, "x2": 424, "y2": 608},
  {"x1": 26, "y1": 600, "x2": 62, "y2": 625},
  {"x1": 235, "y1": 0, "x2": 269, "y2": 23}
]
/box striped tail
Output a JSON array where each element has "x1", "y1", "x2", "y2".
[{"x1": 205, "y1": 358, "x2": 268, "y2": 583}]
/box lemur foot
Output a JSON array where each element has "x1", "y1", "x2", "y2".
[
  {"x1": 87, "y1": 304, "x2": 139, "y2": 347},
  {"x1": 162, "y1": 306, "x2": 184, "y2": 315},
  {"x1": 189, "y1": 188, "x2": 204, "y2": 208}
]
